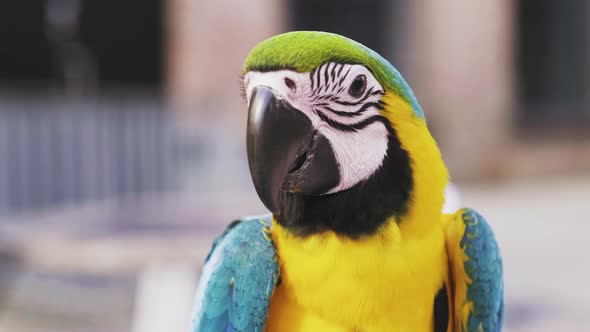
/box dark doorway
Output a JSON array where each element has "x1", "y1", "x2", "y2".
[
  {"x1": 80, "y1": 0, "x2": 163, "y2": 87},
  {"x1": 288, "y1": 0, "x2": 397, "y2": 60},
  {"x1": 517, "y1": 0, "x2": 590, "y2": 126},
  {"x1": 0, "y1": 2, "x2": 53, "y2": 84},
  {"x1": 0, "y1": 0, "x2": 163, "y2": 90}
]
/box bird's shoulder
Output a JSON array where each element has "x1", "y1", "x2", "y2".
[
  {"x1": 191, "y1": 214, "x2": 279, "y2": 332},
  {"x1": 444, "y1": 208, "x2": 504, "y2": 332}
]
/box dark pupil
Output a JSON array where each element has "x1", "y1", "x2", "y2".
[{"x1": 348, "y1": 75, "x2": 367, "y2": 98}]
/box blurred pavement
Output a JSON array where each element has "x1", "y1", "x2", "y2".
[{"x1": 462, "y1": 175, "x2": 590, "y2": 332}]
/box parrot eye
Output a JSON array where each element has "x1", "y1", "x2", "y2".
[
  {"x1": 284, "y1": 78, "x2": 297, "y2": 93},
  {"x1": 348, "y1": 75, "x2": 367, "y2": 99}
]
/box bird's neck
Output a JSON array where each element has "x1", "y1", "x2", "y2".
[{"x1": 381, "y1": 93, "x2": 449, "y2": 237}]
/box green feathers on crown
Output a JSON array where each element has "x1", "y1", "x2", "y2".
[{"x1": 244, "y1": 31, "x2": 424, "y2": 118}]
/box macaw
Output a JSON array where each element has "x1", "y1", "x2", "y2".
[{"x1": 191, "y1": 31, "x2": 503, "y2": 332}]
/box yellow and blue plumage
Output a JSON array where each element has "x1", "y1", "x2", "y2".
[{"x1": 191, "y1": 31, "x2": 503, "y2": 332}]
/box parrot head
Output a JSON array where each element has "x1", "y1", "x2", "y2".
[{"x1": 243, "y1": 31, "x2": 448, "y2": 238}]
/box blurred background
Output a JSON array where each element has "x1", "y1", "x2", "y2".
[{"x1": 0, "y1": 0, "x2": 589, "y2": 331}]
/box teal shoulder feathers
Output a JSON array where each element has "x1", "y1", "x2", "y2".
[
  {"x1": 191, "y1": 215, "x2": 279, "y2": 332},
  {"x1": 452, "y1": 208, "x2": 504, "y2": 332}
]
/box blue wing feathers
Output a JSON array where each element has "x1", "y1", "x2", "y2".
[
  {"x1": 460, "y1": 209, "x2": 503, "y2": 332},
  {"x1": 192, "y1": 215, "x2": 279, "y2": 332},
  {"x1": 204, "y1": 219, "x2": 242, "y2": 263}
]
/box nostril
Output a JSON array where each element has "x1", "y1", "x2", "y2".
[{"x1": 284, "y1": 78, "x2": 297, "y2": 93}]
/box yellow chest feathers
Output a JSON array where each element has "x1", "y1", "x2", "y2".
[{"x1": 266, "y1": 219, "x2": 449, "y2": 332}]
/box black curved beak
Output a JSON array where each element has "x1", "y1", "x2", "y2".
[{"x1": 247, "y1": 86, "x2": 340, "y2": 215}]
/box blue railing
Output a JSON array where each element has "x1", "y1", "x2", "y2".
[{"x1": 0, "y1": 96, "x2": 204, "y2": 216}]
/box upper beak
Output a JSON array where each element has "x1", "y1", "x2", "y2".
[{"x1": 246, "y1": 86, "x2": 340, "y2": 215}]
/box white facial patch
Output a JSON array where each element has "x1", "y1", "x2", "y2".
[{"x1": 244, "y1": 63, "x2": 389, "y2": 194}]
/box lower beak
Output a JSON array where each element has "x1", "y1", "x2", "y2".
[{"x1": 246, "y1": 86, "x2": 340, "y2": 215}]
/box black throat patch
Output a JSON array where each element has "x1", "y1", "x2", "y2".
[{"x1": 274, "y1": 117, "x2": 413, "y2": 238}]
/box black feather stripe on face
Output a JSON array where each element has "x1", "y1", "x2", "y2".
[
  {"x1": 319, "y1": 100, "x2": 384, "y2": 119},
  {"x1": 309, "y1": 65, "x2": 385, "y2": 122},
  {"x1": 315, "y1": 111, "x2": 391, "y2": 133}
]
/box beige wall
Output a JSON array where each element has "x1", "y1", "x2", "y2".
[
  {"x1": 166, "y1": 0, "x2": 285, "y2": 128},
  {"x1": 409, "y1": 0, "x2": 590, "y2": 180},
  {"x1": 409, "y1": 0, "x2": 515, "y2": 179}
]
